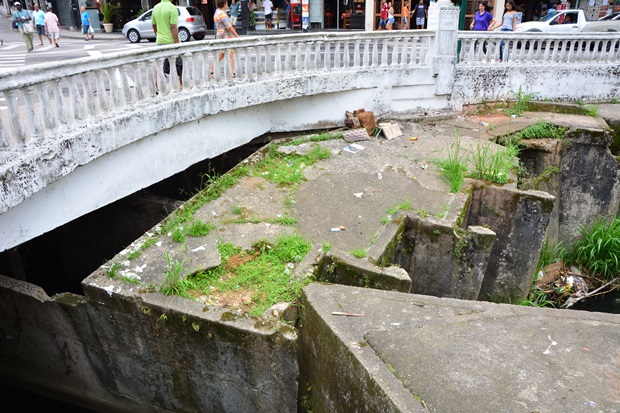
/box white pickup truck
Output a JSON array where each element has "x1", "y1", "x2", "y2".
[{"x1": 516, "y1": 9, "x2": 620, "y2": 33}]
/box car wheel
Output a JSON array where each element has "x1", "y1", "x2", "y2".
[
  {"x1": 127, "y1": 29, "x2": 141, "y2": 43},
  {"x1": 179, "y1": 28, "x2": 190, "y2": 42},
  {"x1": 193, "y1": 34, "x2": 205, "y2": 41}
]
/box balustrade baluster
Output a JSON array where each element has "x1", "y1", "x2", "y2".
[
  {"x1": 256, "y1": 46, "x2": 264, "y2": 78},
  {"x1": 295, "y1": 43, "x2": 302, "y2": 71},
  {"x1": 5, "y1": 90, "x2": 24, "y2": 147},
  {"x1": 265, "y1": 46, "x2": 273, "y2": 74},
  {"x1": 398, "y1": 37, "x2": 408, "y2": 66},
  {"x1": 343, "y1": 40, "x2": 350, "y2": 68},
  {"x1": 183, "y1": 52, "x2": 194, "y2": 89},
  {"x1": 372, "y1": 39, "x2": 379, "y2": 67},
  {"x1": 94, "y1": 70, "x2": 109, "y2": 113},
  {"x1": 313, "y1": 41, "x2": 322, "y2": 70},
  {"x1": 53, "y1": 79, "x2": 70, "y2": 132},
  {"x1": 333, "y1": 41, "x2": 342, "y2": 68},
  {"x1": 40, "y1": 83, "x2": 56, "y2": 132},
  {"x1": 284, "y1": 43, "x2": 292, "y2": 72},
  {"x1": 393, "y1": 37, "x2": 402, "y2": 66},
  {"x1": 68, "y1": 76, "x2": 85, "y2": 123},
  {"x1": 363, "y1": 39, "x2": 371, "y2": 67},
  {"x1": 22, "y1": 87, "x2": 43, "y2": 144},
  {"x1": 274, "y1": 44, "x2": 282, "y2": 73},
  {"x1": 324, "y1": 41, "x2": 331, "y2": 70},
  {"x1": 303, "y1": 42, "x2": 312, "y2": 71},
  {"x1": 146, "y1": 59, "x2": 157, "y2": 96},
  {"x1": 381, "y1": 39, "x2": 388, "y2": 66},
  {"x1": 412, "y1": 37, "x2": 421, "y2": 65},
  {"x1": 353, "y1": 39, "x2": 360, "y2": 67},
  {"x1": 242, "y1": 48, "x2": 251, "y2": 80},
  {"x1": 78, "y1": 73, "x2": 97, "y2": 117},
  {"x1": 133, "y1": 62, "x2": 145, "y2": 101},
  {"x1": 119, "y1": 67, "x2": 134, "y2": 104}
]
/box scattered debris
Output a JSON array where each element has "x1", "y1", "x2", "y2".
[
  {"x1": 344, "y1": 109, "x2": 378, "y2": 136},
  {"x1": 343, "y1": 143, "x2": 365, "y2": 154},
  {"x1": 409, "y1": 137, "x2": 418, "y2": 141},
  {"x1": 378, "y1": 122, "x2": 403, "y2": 140},
  {"x1": 377, "y1": 172, "x2": 383, "y2": 180},
  {"x1": 343, "y1": 128, "x2": 371, "y2": 143},
  {"x1": 353, "y1": 192, "x2": 363, "y2": 198},
  {"x1": 331, "y1": 311, "x2": 366, "y2": 317},
  {"x1": 330, "y1": 226, "x2": 347, "y2": 232}
]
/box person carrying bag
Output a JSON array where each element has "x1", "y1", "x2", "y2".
[{"x1": 12, "y1": 2, "x2": 34, "y2": 52}]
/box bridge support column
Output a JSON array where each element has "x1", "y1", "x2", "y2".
[{"x1": 427, "y1": 0, "x2": 459, "y2": 96}]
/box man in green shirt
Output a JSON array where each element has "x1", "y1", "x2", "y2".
[{"x1": 152, "y1": 0, "x2": 182, "y2": 87}]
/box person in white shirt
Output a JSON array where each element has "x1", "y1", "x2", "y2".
[
  {"x1": 263, "y1": 0, "x2": 273, "y2": 29},
  {"x1": 44, "y1": 7, "x2": 61, "y2": 47}
]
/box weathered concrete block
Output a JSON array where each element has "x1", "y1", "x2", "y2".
[
  {"x1": 465, "y1": 184, "x2": 555, "y2": 302},
  {"x1": 317, "y1": 249, "x2": 412, "y2": 293},
  {"x1": 395, "y1": 215, "x2": 496, "y2": 300},
  {"x1": 0, "y1": 273, "x2": 299, "y2": 413},
  {"x1": 557, "y1": 128, "x2": 620, "y2": 244}
]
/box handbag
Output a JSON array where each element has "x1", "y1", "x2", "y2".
[
  {"x1": 88, "y1": 25, "x2": 94, "y2": 34},
  {"x1": 22, "y1": 19, "x2": 34, "y2": 34}
]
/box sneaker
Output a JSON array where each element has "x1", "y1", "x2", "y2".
[{"x1": 55, "y1": 43, "x2": 59, "y2": 47}]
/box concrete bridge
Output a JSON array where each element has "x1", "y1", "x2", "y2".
[
  {"x1": 1, "y1": 3, "x2": 620, "y2": 411},
  {"x1": 1, "y1": 3, "x2": 620, "y2": 253}
]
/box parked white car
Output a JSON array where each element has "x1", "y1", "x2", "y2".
[
  {"x1": 122, "y1": 6, "x2": 207, "y2": 43},
  {"x1": 516, "y1": 9, "x2": 620, "y2": 33}
]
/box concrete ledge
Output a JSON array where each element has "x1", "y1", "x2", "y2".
[{"x1": 301, "y1": 283, "x2": 620, "y2": 413}]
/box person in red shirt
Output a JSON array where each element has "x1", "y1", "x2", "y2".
[{"x1": 378, "y1": 0, "x2": 388, "y2": 30}]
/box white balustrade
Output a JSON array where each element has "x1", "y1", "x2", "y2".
[
  {"x1": 0, "y1": 32, "x2": 433, "y2": 155},
  {"x1": 458, "y1": 31, "x2": 620, "y2": 65}
]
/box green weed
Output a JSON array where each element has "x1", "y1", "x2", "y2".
[
  {"x1": 562, "y1": 216, "x2": 620, "y2": 281},
  {"x1": 505, "y1": 86, "x2": 537, "y2": 117},
  {"x1": 160, "y1": 252, "x2": 191, "y2": 296},
  {"x1": 583, "y1": 104, "x2": 600, "y2": 117},
  {"x1": 187, "y1": 234, "x2": 313, "y2": 317},
  {"x1": 468, "y1": 141, "x2": 520, "y2": 184},
  {"x1": 351, "y1": 248, "x2": 367, "y2": 258},
  {"x1": 436, "y1": 138, "x2": 468, "y2": 193},
  {"x1": 511, "y1": 122, "x2": 567, "y2": 141}
]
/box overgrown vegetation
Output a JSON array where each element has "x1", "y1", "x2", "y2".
[
  {"x1": 509, "y1": 121, "x2": 567, "y2": 142},
  {"x1": 468, "y1": 141, "x2": 520, "y2": 184},
  {"x1": 436, "y1": 139, "x2": 468, "y2": 193},
  {"x1": 169, "y1": 234, "x2": 314, "y2": 317},
  {"x1": 518, "y1": 216, "x2": 620, "y2": 308},
  {"x1": 505, "y1": 86, "x2": 537, "y2": 117}
]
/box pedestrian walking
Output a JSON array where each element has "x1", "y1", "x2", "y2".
[
  {"x1": 402, "y1": 1, "x2": 410, "y2": 29},
  {"x1": 81, "y1": 6, "x2": 92, "y2": 40},
  {"x1": 230, "y1": 0, "x2": 240, "y2": 27},
  {"x1": 414, "y1": 0, "x2": 427, "y2": 29},
  {"x1": 44, "y1": 7, "x2": 61, "y2": 48},
  {"x1": 12, "y1": 2, "x2": 34, "y2": 53},
  {"x1": 490, "y1": 0, "x2": 518, "y2": 62},
  {"x1": 386, "y1": 2, "x2": 395, "y2": 30},
  {"x1": 378, "y1": 0, "x2": 388, "y2": 30},
  {"x1": 32, "y1": 4, "x2": 52, "y2": 46},
  {"x1": 284, "y1": 0, "x2": 291, "y2": 29},
  {"x1": 152, "y1": 0, "x2": 183, "y2": 88},
  {"x1": 263, "y1": 0, "x2": 273, "y2": 30},
  {"x1": 470, "y1": 2, "x2": 495, "y2": 55},
  {"x1": 211, "y1": 0, "x2": 240, "y2": 78}
]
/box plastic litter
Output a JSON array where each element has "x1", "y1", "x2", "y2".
[{"x1": 377, "y1": 172, "x2": 383, "y2": 180}]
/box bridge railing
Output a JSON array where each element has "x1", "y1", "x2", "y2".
[
  {"x1": 0, "y1": 31, "x2": 433, "y2": 158},
  {"x1": 458, "y1": 31, "x2": 620, "y2": 65}
]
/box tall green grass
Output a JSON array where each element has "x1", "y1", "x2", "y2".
[
  {"x1": 468, "y1": 141, "x2": 520, "y2": 185},
  {"x1": 436, "y1": 139, "x2": 468, "y2": 193},
  {"x1": 562, "y1": 216, "x2": 620, "y2": 281}
]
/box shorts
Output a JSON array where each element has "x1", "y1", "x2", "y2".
[
  {"x1": 416, "y1": 17, "x2": 425, "y2": 26},
  {"x1": 36, "y1": 25, "x2": 46, "y2": 36},
  {"x1": 388, "y1": 16, "x2": 395, "y2": 24},
  {"x1": 231, "y1": 15, "x2": 238, "y2": 26},
  {"x1": 82, "y1": 24, "x2": 90, "y2": 35},
  {"x1": 163, "y1": 56, "x2": 183, "y2": 76},
  {"x1": 49, "y1": 31, "x2": 60, "y2": 40},
  {"x1": 265, "y1": 13, "x2": 272, "y2": 20},
  {"x1": 402, "y1": 17, "x2": 408, "y2": 25}
]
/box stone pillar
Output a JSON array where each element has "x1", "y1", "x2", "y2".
[{"x1": 427, "y1": 0, "x2": 459, "y2": 95}]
